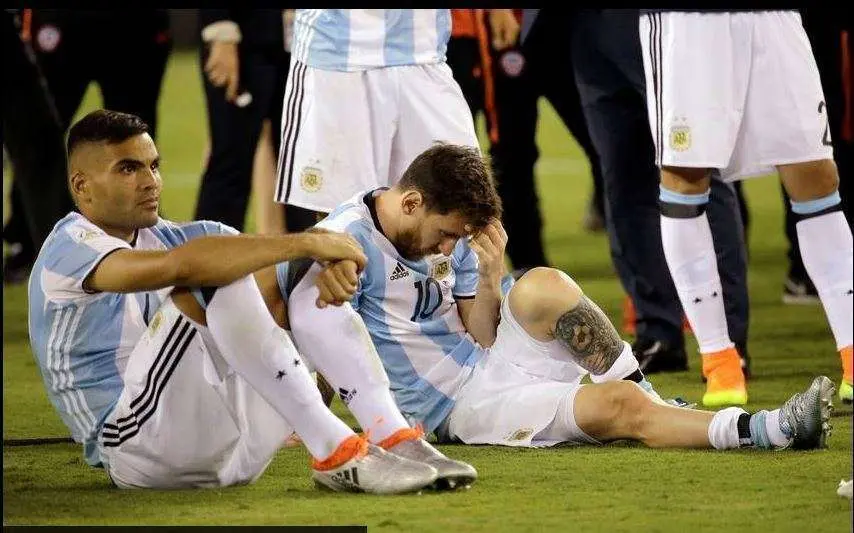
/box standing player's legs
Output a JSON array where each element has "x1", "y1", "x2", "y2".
[
  {"x1": 640, "y1": 11, "x2": 749, "y2": 406},
  {"x1": 389, "y1": 63, "x2": 480, "y2": 186},
  {"x1": 779, "y1": 161, "x2": 853, "y2": 403},
  {"x1": 275, "y1": 61, "x2": 395, "y2": 217},
  {"x1": 727, "y1": 11, "x2": 854, "y2": 404}
]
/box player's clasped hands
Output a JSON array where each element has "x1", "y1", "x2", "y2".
[
  {"x1": 467, "y1": 218, "x2": 508, "y2": 285},
  {"x1": 304, "y1": 228, "x2": 366, "y2": 309}
]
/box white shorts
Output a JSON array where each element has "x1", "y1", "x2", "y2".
[
  {"x1": 640, "y1": 10, "x2": 833, "y2": 181},
  {"x1": 275, "y1": 60, "x2": 479, "y2": 212},
  {"x1": 444, "y1": 296, "x2": 597, "y2": 448},
  {"x1": 98, "y1": 299, "x2": 293, "y2": 489}
]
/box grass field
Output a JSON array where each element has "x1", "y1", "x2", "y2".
[{"x1": 3, "y1": 51, "x2": 852, "y2": 530}]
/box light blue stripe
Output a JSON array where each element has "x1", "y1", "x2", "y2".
[
  {"x1": 749, "y1": 410, "x2": 772, "y2": 449},
  {"x1": 659, "y1": 185, "x2": 710, "y2": 205},
  {"x1": 384, "y1": 10, "x2": 415, "y2": 66},
  {"x1": 435, "y1": 9, "x2": 451, "y2": 60},
  {"x1": 790, "y1": 191, "x2": 841, "y2": 215},
  {"x1": 308, "y1": 10, "x2": 351, "y2": 71}
]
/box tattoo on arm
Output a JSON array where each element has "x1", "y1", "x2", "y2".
[{"x1": 554, "y1": 296, "x2": 624, "y2": 375}]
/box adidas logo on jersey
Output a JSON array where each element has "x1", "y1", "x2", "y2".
[{"x1": 389, "y1": 262, "x2": 410, "y2": 281}]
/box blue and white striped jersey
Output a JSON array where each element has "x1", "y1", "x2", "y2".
[
  {"x1": 278, "y1": 190, "x2": 483, "y2": 432},
  {"x1": 27, "y1": 212, "x2": 235, "y2": 466},
  {"x1": 292, "y1": 9, "x2": 451, "y2": 71}
]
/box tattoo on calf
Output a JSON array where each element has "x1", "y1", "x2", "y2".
[{"x1": 554, "y1": 296, "x2": 624, "y2": 375}]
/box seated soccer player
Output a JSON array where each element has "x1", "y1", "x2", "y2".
[
  {"x1": 27, "y1": 109, "x2": 468, "y2": 493},
  {"x1": 279, "y1": 144, "x2": 836, "y2": 452}
]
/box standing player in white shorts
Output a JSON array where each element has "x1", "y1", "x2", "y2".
[
  {"x1": 274, "y1": 9, "x2": 519, "y2": 224},
  {"x1": 281, "y1": 144, "x2": 835, "y2": 454},
  {"x1": 639, "y1": 10, "x2": 853, "y2": 406},
  {"x1": 27, "y1": 109, "x2": 469, "y2": 493}
]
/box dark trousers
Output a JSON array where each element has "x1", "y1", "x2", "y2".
[
  {"x1": 571, "y1": 9, "x2": 749, "y2": 348},
  {"x1": 2, "y1": 11, "x2": 74, "y2": 251},
  {"x1": 5, "y1": 10, "x2": 171, "y2": 252},
  {"x1": 194, "y1": 47, "x2": 290, "y2": 231},
  {"x1": 447, "y1": 26, "x2": 605, "y2": 271}
]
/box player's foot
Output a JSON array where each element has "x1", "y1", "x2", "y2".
[
  {"x1": 632, "y1": 337, "x2": 688, "y2": 374},
  {"x1": 777, "y1": 376, "x2": 835, "y2": 449},
  {"x1": 379, "y1": 427, "x2": 477, "y2": 490},
  {"x1": 312, "y1": 435, "x2": 438, "y2": 495},
  {"x1": 702, "y1": 347, "x2": 747, "y2": 407},
  {"x1": 782, "y1": 273, "x2": 820, "y2": 305}
]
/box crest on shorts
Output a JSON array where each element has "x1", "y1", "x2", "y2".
[
  {"x1": 500, "y1": 50, "x2": 525, "y2": 78},
  {"x1": 300, "y1": 166, "x2": 323, "y2": 193},
  {"x1": 508, "y1": 427, "x2": 534, "y2": 441},
  {"x1": 669, "y1": 123, "x2": 691, "y2": 152},
  {"x1": 36, "y1": 25, "x2": 61, "y2": 53},
  {"x1": 430, "y1": 258, "x2": 451, "y2": 280}
]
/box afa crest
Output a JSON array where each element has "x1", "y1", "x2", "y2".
[
  {"x1": 300, "y1": 166, "x2": 323, "y2": 193},
  {"x1": 431, "y1": 258, "x2": 451, "y2": 280},
  {"x1": 669, "y1": 124, "x2": 691, "y2": 152},
  {"x1": 507, "y1": 427, "x2": 534, "y2": 441}
]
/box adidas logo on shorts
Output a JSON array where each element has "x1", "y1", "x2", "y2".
[{"x1": 389, "y1": 262, "x2": 410, "y2": 281}]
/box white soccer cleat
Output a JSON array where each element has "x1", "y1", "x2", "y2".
[{"x1": 312, "y1": 436, "x2": 438, "y2": 495}]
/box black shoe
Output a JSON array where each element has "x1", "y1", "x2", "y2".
[
  {"x1": 782, "y1": 274, "x2": 820, "y2": 305},
  {"x1": 632, "y1": 337, "x2": 688, "y2": 374},
  {"x1": 3, "y1": 245, "x2": 35, "y2": 285}
]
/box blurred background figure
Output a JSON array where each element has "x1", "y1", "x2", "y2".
[
  {"x1": 446, "y1": 9, "x2": 607, "y2": 277},
  {"x1": 3, "y1": 9, "x2": 171, "y2": 282},
  {"x1": 194, "y1": 9, "x2": 301, "y2": 233},
  {"x1": 2, "y1": 9, "x2": 74, "y2": 285}
]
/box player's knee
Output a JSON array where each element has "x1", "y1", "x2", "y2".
[
  {"x1": 780, "y1": 159, "x2": 840, "y2": 201},
  {"x1": 510, "y1": 267, "x2": 583, "y2": 325},
  {"x1": 661, "y1": 166, "x2": 711, "y2": 194}
]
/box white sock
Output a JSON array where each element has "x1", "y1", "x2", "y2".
[
  {"x1": 287, "y1": 271, "x2": 411, "y2": 443},
  {"x1": 707, "y1": 407, "x2": 747, "y2": 449},
  {"x1": 764, "y1": 409, "x2": 790, "y2": 448},
  {"x1": 206, "y1": 276, "x2": 355, "y2": 460},
  {"x1": 661, "y1": 212, "x2": 734, "y2": 354},
  {"x1": 796, "y1": 211, "x2": 854, "y2": 350},
  {"x1": 589, "y1": 341, "x2": 640, "y2": 383}
]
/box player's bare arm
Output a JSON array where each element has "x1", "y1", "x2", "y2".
[
  {"x1": 84, "y1": 231, "x2": 366, "y2": 294},
  {"x1": 457, "y1": 218, "x2": 507, "y2": 347}
]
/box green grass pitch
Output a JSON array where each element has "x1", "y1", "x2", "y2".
[{"x1": 3, "y1": 51, "x2": 852, "y2": 530}]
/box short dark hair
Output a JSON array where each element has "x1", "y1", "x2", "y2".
[
  {"x1": 67, "y1": 109, "x2": 150, "y2": 156},
  {"x1": 397, "y1": 143, "x2": 502, "y2": 230}
]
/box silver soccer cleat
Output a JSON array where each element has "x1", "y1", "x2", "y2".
[
  {"x1": 386, "y1": 438, "x2": 478, "y2": 490},
  {"x1": 312, "y1": 443, "x2": 439, "y2": 495},
  {"x1": 778, "y1": 376, "x2": 835, "y2": 450}
]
